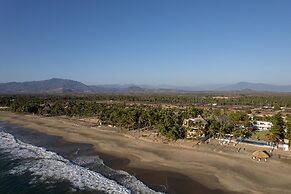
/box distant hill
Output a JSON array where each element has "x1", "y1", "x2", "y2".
[
  {"x1": 219, "y1": 82, "x2": 291, "y2": 92},
  {"x1": 89, "y1": 85, "x2": 147, "y2": 93},
  {"x1": 0, "y1": 78, "x2": 91, "y2": 94},
  {"x1": 0, "y1": 78, "x2": 150, "y2": 94},
  {"x1": 1, "y1": 79, "x2": 291, "y2": 94}
]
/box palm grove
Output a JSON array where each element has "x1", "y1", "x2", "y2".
[{"x1": 0, "y1": 94, "x2": 291, "y2": 144}]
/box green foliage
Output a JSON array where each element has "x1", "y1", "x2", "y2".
[
  {"x1": 230, "y1": 111, "x2": 248, "y2": 123},
  {"x1": 286, "y1": 116, "x2": 291, "y2": 146},
  {"x1": 208, "y1": 120, "x2": 220, "y2": 137},
  {"x1": 233, "y1": 129, "x2": 243, "y2": 138},
  {"x1": 251, "y1": 130, "x2": 269, "y2": 141},
  {"x1": 242, "y1": 130, "x2": 252, "y2": 139},
  {"x1": 2, "y1": 94, "x2": 291, "y2": 141},
  {"x1": 1, "y1": 95, "x2": 193, "y2": 139},
  {"x1": 268, "y1": 113, "x2": 285, "y2": 143}
]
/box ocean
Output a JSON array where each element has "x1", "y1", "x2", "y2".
[
  {"x1": 0, "y1": 122, "x2": 163, "y2": 194},
  {"x1": 0, "y1": 121, "x2": 231, "y2": 194}
]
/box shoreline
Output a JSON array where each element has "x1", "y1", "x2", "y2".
[
  {"x1": 0, "y1": 118, "x2": 229, "y2": 194},
  {"x1": 1, "y1": 111, "x2": 291, "y2": 194}
]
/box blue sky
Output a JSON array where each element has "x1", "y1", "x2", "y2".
[{"x1": 0, "y1": 0, "x2": 291, "y2": 86}]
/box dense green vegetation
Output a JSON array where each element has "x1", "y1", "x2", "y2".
[
  {"x1": 0, "y1": 95, "x2": 190, "y2": 139},
  {"x1": 2, "y1": 93, "x2": 291, "y2": 107},
  {"x1": 0, "y1": 94, "x2": 290, "y2": 142}
]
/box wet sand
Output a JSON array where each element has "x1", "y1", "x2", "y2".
[
  {"x1": 1, "y1": 111, "x2": 291, "y2": 194},
  {"x1": 1, "y1": 121, "x2": 228, "y2": 194}
]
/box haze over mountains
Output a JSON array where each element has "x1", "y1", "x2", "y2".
[
  {"x1": 0, "y1": 78, "x2": 291, "y2": 94},
  {"x1": 220, "y1": 82, "x2": 291, "y2": 92},
  {"x1": 0, "y1": 78, "x2": 147, "y2": 94}
]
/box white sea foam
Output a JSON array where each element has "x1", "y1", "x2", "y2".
[
  {"x1": 73, "y1": 156, "x2": 104, "y2": 166},
  {"x1": 0, "y1": 130, "x2": 163, "y2": 194}
]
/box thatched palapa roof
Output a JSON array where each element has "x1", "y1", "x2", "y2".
[{"x1": 252, "y1": 150, "x2": 270, "y2": 159}]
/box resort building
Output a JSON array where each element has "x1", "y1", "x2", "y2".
[
  {"x1": 183, "y1": 115, "x2": 208, "y2": 139},
  {"x1": 278, "y1": 139, "x2": 289, "y2": 151},
  {"x1": 252, "y1": 121, "x2": 273, "y2": 131}
]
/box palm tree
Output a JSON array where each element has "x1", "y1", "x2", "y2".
[
  {"x1": 285, "y1": 117, "x2": 291, "y2": 146},
  {"x1": 267, "y1": 127, "x2": 281, "y2": 144},
  {"x1": 218, "y1": 124, "x2": 226, "y2": 138},
  {"x1": 233, "y1": 129, "x2": 243, "y2": 139},
  {"x1": 208, "y1": 121, "x2": 219, "y2": 138}
]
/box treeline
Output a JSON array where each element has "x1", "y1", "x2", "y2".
[
  {"x1": 0, "y1": 95, "x2": 291, "y2": 143},
  {"x1": 0, "y1": 95, "x2": 202, "y2": 139},
  {"x1": 1, "y1": 93, "x2": 291, "y2": 107}
]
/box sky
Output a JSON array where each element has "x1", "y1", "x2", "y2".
[{"x1": 0, "y1": 0, "x2": 291, "y2": 86}]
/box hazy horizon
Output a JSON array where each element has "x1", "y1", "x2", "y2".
[
  {"x1": 2, "y1": 77, "x2": 291, "y2": 90},
  {"x1": 1, "y1": 0, "x2": 291, "y2": 86}
]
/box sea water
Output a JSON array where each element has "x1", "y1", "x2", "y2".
[{"x1": 0, "y1": 127, "x2": 163, "y2": 194}]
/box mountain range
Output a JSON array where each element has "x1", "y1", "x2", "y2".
[
  {"x1": 219, "y1": 82, "x2": 291, "y2": 92},
  {"x1": 0, "y1": 78, "x2": 291, "y2": 94},
  {"x1": 0, "y1": 78, "x2": 148, "y2": 94}
]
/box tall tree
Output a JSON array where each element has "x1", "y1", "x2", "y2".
[
  {"x1": 268, "y1": 113, "x2": 285, "y2": 143},
  {"x1": 208, "y1": 120, "x2": 220, "y2": 138},
  {"x1": 286, "y1": 116, "x2": 291, "y2": 146}
]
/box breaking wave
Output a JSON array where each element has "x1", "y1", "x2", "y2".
[{"x1": 0, "y1": 129, "x2": 162, "y2": 194}]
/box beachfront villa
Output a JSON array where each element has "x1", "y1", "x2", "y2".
[
  {"x1": 252, "y1": 121, "x2": 273, "y2": 131},
  {"x1": 279, "y1": 139, "x2": 290, "y2": 151},
  {"x1": 183, "y1": 115, "x2": 208, "y2": 139}
]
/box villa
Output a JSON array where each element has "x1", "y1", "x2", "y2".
[
  {"x1": 183, "y1": 115, "x2": 208, "y2": 139},
  {"x1": 252, "y1": 121, "x2": 273, "y2": 131}
]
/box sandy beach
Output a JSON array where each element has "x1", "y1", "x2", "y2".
[{"x1": 1, "y1": 111, "x2": 291, "y2": 194}]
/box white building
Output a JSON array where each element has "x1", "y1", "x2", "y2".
[
  {"x1": 252, "y1": 121, "x2": 273, "y2": 131},
  {"x1": 183, "y1": 115, "x2": 208, "y2": 139}
]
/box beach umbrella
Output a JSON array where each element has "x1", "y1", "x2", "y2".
[{"x1": 252, "y1": 150, "x2": 270, "y2": 161}]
